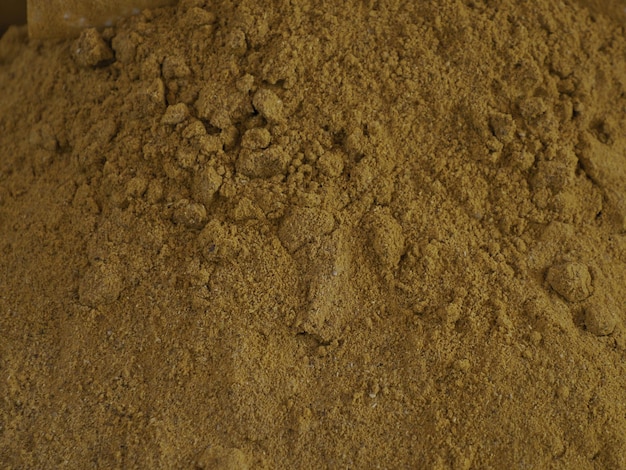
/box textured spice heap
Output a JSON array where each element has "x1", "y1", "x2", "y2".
[{"x1": 1, "y1": 0, "x2": 626, "y2": 468}]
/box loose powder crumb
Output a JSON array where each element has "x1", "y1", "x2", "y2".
[{"x1": 1, "y1": 0, "x2": 626, "y2": 468}]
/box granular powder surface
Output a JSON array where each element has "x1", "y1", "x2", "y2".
[{"x1": 1, "y1": 0, "x2": 626, "y2": 468}]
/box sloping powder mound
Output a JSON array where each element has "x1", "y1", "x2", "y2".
[{"x1": 1, "y1": 0, "x2": 626, "y2": 467}]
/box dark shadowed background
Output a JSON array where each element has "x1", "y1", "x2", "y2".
[{"x1": 1, "y1": 0, "x2": 26, "y2": 36}]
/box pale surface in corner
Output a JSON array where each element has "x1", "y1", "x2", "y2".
[{"x1": 27, "y1": 0, "x2": 177, "y2": 39}]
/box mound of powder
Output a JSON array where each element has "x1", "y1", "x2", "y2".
[{"x1": 1, "y1": 0, "x2": 625, "y2": 467}]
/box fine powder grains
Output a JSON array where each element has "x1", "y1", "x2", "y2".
[{"x1": 1, "y1": 0, "x2": 626, "y2": 468}]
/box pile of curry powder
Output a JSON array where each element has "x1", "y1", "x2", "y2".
[{"x1": 1, "y1": 0, "x2": 625, "y2": 467}]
